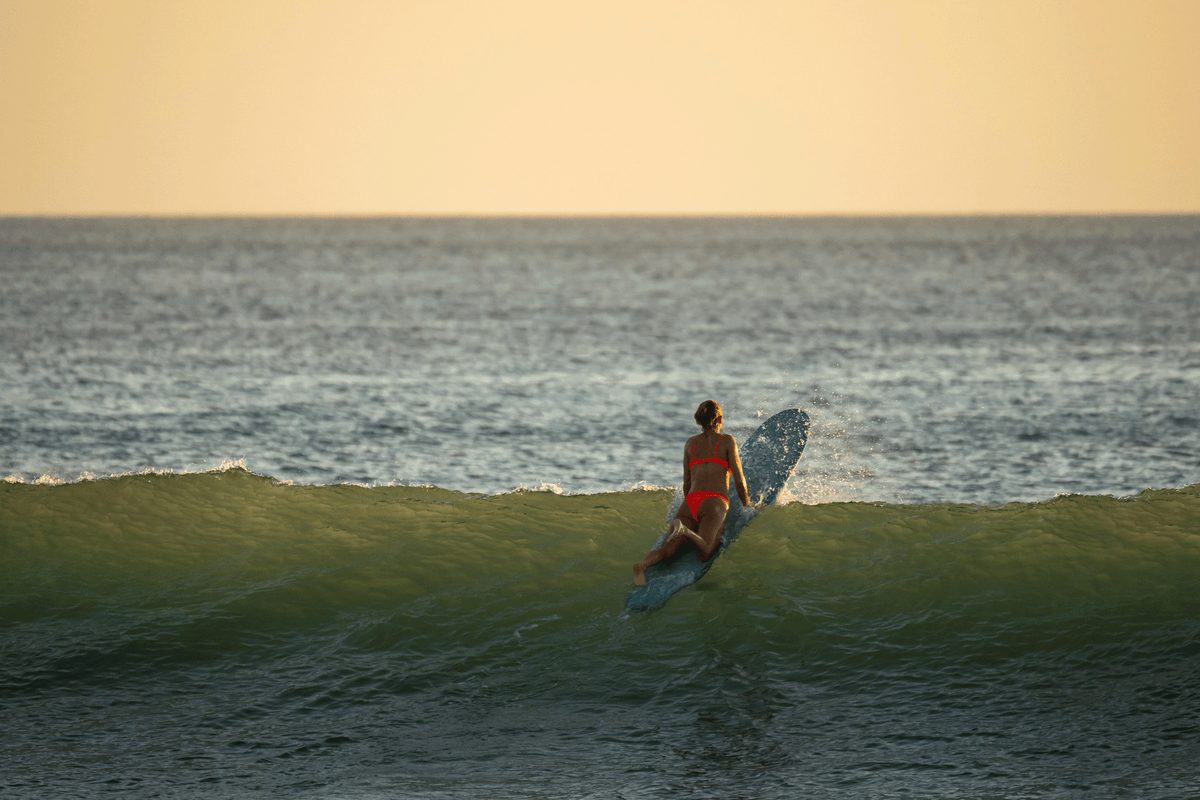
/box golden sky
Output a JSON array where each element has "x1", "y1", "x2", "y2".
[{"x1": 3, "y1": 0, "x2": 1198, "y2": 215}]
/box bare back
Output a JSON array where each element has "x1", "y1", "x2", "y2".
[{"x1": 684, "y1": 431, "x2": 739, "y2": 496}]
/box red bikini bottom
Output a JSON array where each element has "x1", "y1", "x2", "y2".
[{"x1": 685, "y1": 491, "x2": 729, "y2": 519}]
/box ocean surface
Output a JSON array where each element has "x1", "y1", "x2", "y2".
[{"x1": 2, "y1": 216, "x2": 1199, "y2": 798}]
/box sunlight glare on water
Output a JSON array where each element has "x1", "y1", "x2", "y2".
[{"x1": 3, "y1": 216, "x2": 1195, "y2": 504}]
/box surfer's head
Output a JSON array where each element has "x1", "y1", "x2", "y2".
[{"x1": 694, "y1": 400, "x2": 722, "y2": 430}]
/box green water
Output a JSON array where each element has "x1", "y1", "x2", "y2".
[{"x1": 3, "y1": 471, "x2": 1199, "y2": 798}]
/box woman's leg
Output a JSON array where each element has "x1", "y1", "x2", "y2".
[
  {"x1": 632, "y1": 502, "x2": 699, "y2": 585},
  {"x1": 692, "y1": 496, "x2": 728, "y2": 560}
]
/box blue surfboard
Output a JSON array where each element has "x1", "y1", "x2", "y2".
[{"x1": 625, "y1": 408, "x2": 811, "y2": 612}]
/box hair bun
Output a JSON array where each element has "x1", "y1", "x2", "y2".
[{"x1": 694, "y1": 400, "x2": 721, "y2": 429}]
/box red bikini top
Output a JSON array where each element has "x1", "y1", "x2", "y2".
[{"x1": 689, "y1": 437, "x2": 731, "y2": 473}]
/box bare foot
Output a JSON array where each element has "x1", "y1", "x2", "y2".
[{"x1": 633, "y1": 563, "x2": 646, "y2": 586}]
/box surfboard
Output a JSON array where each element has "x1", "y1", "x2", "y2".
[{"x1": 625, "y1": 408, "x2": 811, "y2": 612}]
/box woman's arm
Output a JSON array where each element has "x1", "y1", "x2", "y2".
[
  {"x1": 681, "y1": 440, "x2": 692, "y2": 496},
  {"x1": 727, "y1": 435, "x2": 750, "y2": 507}
]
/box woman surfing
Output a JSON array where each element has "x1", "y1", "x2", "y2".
[{"x1": 633, "y1": 400, "x2": 750, "y2": 586}]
